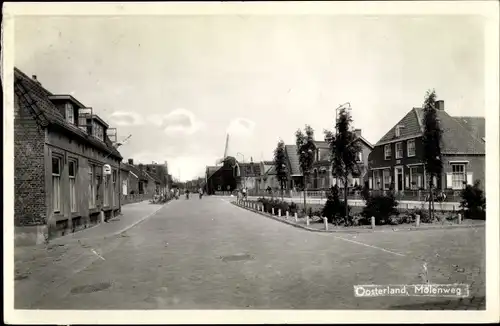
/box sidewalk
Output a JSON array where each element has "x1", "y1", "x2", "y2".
[{"x1": 13, "y1": 200, "x2": 169, "y2": 308}]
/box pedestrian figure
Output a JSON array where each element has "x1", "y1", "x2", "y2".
[
  {"x1": 199, "y1": 187, "x2": 203, "y2": 199},
  {"x1": 185, "y1": 188, "x2": 190, "y2": 199}
]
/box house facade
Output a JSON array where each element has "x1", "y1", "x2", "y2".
[
  {"x1": 14, "y1": 68, "x2": 123, "y2": 242},
  {"x1": 367, "y1": 100, "x2": 485, "y2": 194},
  {"x1": 310, "y1": 131, "x2": 373, "y2": 190},
  {"x1": 237, "y1": 160, "x2": 261, "y2": 190},
  {"x1": 205, "y1": 156, "x2": 238, "y2": 194}
]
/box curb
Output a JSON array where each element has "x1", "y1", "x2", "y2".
[
  {"x1": 231, "y1": 202, "x2": 485, "y2": 234},
  {"x1": 108, "y1": 200, "x2": 172, "y2": 238}
]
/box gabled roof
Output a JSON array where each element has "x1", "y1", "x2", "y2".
[
  {"x1": 206, "y1": 166, "x2": 221, "y2": 179},
  {"x1": 14, "y1": 67, "x2": 121, "y2": 159},
  {"x1": 374, "y1": 105, "x2": 485, "y2": 155},
  {"x1": 285, "y1": 144, "x2": 302, "y2": 176},
  {"x1": 238, "y1": 162, "x2": 261, "y2": 177},
  {"x1": 144, "y1": 170, "x2": 161, "y2": 184},
  {"x1": 122, "y1": 163, "x2": 148, "y2": 181},
  {"x1": 453, "y1": 116, "x2": 485, "y2": 141},
  {"x1": 376, "y1": 108, "x2": 423, "y2": 144}
]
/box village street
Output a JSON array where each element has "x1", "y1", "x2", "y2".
[{"x1": 15, "y1": 197, "x2": 485, "y2": 310}]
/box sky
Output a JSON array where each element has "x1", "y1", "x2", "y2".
[{"x1": 14, "y1": 15, "x2": 485, "y2": 181}]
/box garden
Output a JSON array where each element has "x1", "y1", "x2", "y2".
[{"x1": 237, "y1": 181, "x2": 486, "y2": 231}]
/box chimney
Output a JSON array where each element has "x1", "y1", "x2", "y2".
[
  {"x1": 128, "y1": 158, "x2": 134, "y2": 165},
  {"x1": 435, "y1": 100, "x2": 444, "y2": 111},
  {"x1": 354, "y1": 129, "x2": 362, "y2": 138},
  {"x1": 31, "y1": 75, "x2": 41, "y2": 85}
]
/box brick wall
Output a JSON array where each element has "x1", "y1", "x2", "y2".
[{"x1": 14, "y1": 93, "x2": 47, "y2": 226}]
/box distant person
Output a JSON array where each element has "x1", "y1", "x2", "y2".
[
  {"x1": 199, "y1": 187, "x2": 203, "y2": 199},
  {"x1": 185, "y1": 188, "x2": 190, "y2": 199},
  {"x1": 242, "y1": 187, "x2": 247, "y2": 200}
]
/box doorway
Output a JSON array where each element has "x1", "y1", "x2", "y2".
[{"x1": 395, "y1": 166, "x2": 404, "y2": 192}]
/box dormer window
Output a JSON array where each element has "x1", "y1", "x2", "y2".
[
  {"x1": 92, "y1": 121, "x2": 104, "y2": 141},
  {"x1": 395, "y1": 126, "x2": 400, "y2": 137},
  {"x1": 65, "y1": 103, "x2": 75, "y2": 124}
]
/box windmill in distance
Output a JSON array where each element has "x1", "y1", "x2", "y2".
[{"x1": 216, "y1": 133, "x2": 230, "y2": 166}]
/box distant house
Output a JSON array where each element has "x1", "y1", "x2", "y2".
[
  {"x1": 284, "y1": 130, "x2": 373, "y2": 191},
  {"x1": 14, "y1": 68, "x2": 122, "y2": 242},
  {"x1": 237, "y1": 159, "x2": 261, "y2": 190},
  {"x1": 367, "y1": 100, "x2": 485, "y2": 193},
  {"x1": 205, "y1": 156, "x2": 238, "y2": 194},
  {"x1": 256, "y1": 161, "x2": 280, "y2": 191}
]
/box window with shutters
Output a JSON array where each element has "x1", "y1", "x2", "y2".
[
  {"x1": 451, "y1": 164, "x2": 466, "y2": 190},
  {"x1": 395, "y1": 142, "x2": 403, "y2": 159},
  {"x1": 52, "y1": 156, "x2": 62, "y2": 212},
  {"x1": 384, "y1": 144, "x2": 391, "y2": 160}
]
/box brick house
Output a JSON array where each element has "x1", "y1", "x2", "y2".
[
  {"x1": 236, "y1": 159, "x2": 261, "y2": 190},
  {"x1": 14, "y1": 68, "x2": 122, "y2": 243},
  {"x1": 284, "y1": 130, "x2": 373, "y2": 191},
  {"x1": 256, "y1": 161, "x2": 280, "y2": 191},
  {"x1": 367, "y1": 100, "x2": 485, "y2": 195},
  {"x1": 205, "y1": 156, "x2": 238, "y2": 194}
]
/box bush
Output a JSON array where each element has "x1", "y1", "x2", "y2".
[
  {"x1": 460, "y1": 180, "x2": 486, "y2": 220},
  {"x1": 322, "y1": 185, "x2": 351, "y2": 225},
  {"x1": 361, "y1": 192, "x2": 399, "y2": 225}
]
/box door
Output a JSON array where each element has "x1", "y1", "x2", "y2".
[{"x1": 395, "y1": 166, "x2": 404, "y2": 192}]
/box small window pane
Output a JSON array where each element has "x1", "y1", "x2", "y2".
[
  {"x1": 52, "y1": 157, "x2": 60, "y2": 175},
  {"x1": 69, "y1": 161, "x2": 76, "y2": 177}
]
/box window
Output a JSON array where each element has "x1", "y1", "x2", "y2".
[
  {"x1": 89, "y1": 165, "x2": 96, "y2": 208},
  {"x1": 384, "y1": 144, "x2": 392, "y2": 160},
  {"x1": 356, "y1": 151, "x2": 363, "y2": 162},
  {"x1": 139, "y1": 181, "x2": 144, "y2": 194},
  {"x1": 92, "y1": 121, "x2": 104, "y2": 141},
  {"x1": 383, "y1": 169, "x2": 391, "y2": 190},
  {"x1": 407, "y1": 139, "x2": 416, "y2": 157},
  {"x1": 395, "y1": 126, "x2": 400, "y2": 137},
  {"x1": 69, "y1": 160, "x2": 77, "y2": 212},
  {"x1": 395, "y1": 142, "x2": 403, "y2": 159},
  {"x1": 65, "y1": 103, "x2": 74, "y2": 124},
  {"x1": 409, "y1": 166, "x2": 421, "y2": 190},
  {"x1": 452, "y1": 164, "x2": 466, "y2": 190},
  {"x1": 52, "y1": 157, "x2": 61, "y2": 212}
]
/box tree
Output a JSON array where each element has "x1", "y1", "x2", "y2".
[
  {"x1": 324, "y1": 108, "x2": 361, "y2": 221},
  {"x1": 295, "y1": 125, "x2": 316, "y2": 215},
  {"x1": 422, "y1": 89, "x2": 443, "y2": 221},
  {"x1": 273, "y1": 139, "x2": 289, "y2": 202}
]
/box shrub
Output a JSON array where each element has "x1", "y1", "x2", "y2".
[
  {"x1": 361, "y1": 192, "x2": 398, "y2": 225},
  {"x1": 322, "y1": 185, "x2": 351, "y2": 225},
  {"x1": 460, "y1": 180, "x2": 486, "y2": 220}
]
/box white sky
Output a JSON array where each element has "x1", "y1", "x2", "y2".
[{"x1": 15, "y1": 15, "x2": 485, "y2": 181}]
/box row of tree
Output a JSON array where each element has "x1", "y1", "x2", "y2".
[{"x1": 272, "y1": 89, "x2": 444, "y2": 220}]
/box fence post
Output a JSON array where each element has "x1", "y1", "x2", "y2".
[
  {"x1": 416, "y1": 214, "x2": 420, "y2": 227},
  {"x1": 371, "y1": 216, "x2": 375, "y2": 229},
  {"x1": 458, "y1": 213, "x2": 462, "y2": 225},
  {"x1": 272, "y1": 207, "x2": 275, "y2": 215},
  {"x1": 294, "y1": 212, "x2": 298, "y2": 222},
  {"x1": 278, "y1": 209, "x2": 281, "y2": 217},
  {"x1": 306, "y1": 215, "x2": 310, "y2": 226},
  {"x1": 286, "y1": 211, "x2": 289, "y2": 219},
  {"x1": 323, "y1": 217, "x2": 328, "y2": 231}
]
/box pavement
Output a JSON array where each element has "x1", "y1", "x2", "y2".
[{"x1": 14, "y1": 196, "x2": 485, "y2": 310}]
